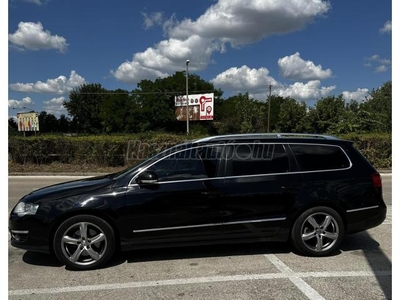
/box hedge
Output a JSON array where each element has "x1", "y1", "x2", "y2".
[{"x1": 8, "y1": 132, "x2": 391, "y2": 169}]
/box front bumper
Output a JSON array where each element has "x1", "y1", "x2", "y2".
[{"x1": 9, "y1": 215, "x2": 52, "y2": 254}]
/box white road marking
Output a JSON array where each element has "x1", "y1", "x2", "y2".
[
  {"x1": 265, "y1": 254, "x2": 325, "y2": 300},
  {"x1": 9, "y1": 270, "x2": 391, "y2": 296}
]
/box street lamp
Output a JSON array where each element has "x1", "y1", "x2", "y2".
[{"x1": 186, "y1": 60, "x2": 190, "y2": 135}]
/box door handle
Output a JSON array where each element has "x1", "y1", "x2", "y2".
[{"x1": 201, "y1": 191, "x2": 219, "y2": 195}]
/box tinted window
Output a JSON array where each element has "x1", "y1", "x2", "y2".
[
  {"x1": 146, "y1": 146, "x2": 222, "y2": 182},
  {"x1": 227, "y1": 144, "x2": 289, "y2": 176},
  {"x1": 291, "y1": 144, "x2": 350, "y2": 171}
]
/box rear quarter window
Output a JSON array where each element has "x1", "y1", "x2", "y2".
[{"x1": 290, "y1": 144, "x2": 350, "y2": 171}]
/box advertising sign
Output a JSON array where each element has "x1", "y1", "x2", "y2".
[
  {"x1": 175, "y1": 93, "x2": 214, "y2": 121},
  {"x1": 17, "y1": 112, "x2": 40, "y2": 131}
]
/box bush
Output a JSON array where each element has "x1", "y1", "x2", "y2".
[
  {"x1": 8, "y1": 133, "x2": 206, "y2": 167},
  {"x1": 8, "y1": 132, "x2": 391, "y2": 169}
]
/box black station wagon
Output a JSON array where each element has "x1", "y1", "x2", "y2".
[{"x1": 9, "y1": 133, "x2": 387, "y2": 270}]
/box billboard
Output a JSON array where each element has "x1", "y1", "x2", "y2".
[
  {"x1": 17, "y1": 112, "x2": 40, "y2": 132},
  {"x1": 175, "y1": 93, "x2": 214, "y2": 121}
]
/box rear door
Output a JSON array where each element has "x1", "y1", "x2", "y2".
[{"x1": 221, "y1": 143, "x2": 304, "y2": 239}]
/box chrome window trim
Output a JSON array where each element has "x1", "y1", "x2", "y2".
[
  {"x1": 346, "y1": 205, "x2": 380, "y2": 213},
  {"x1": 128, "y1": 142, "x2": 352, "y2": 187},
  {"x1": 128, "y1": 143, "x2": 227, "y2": 186},
  {"x1": 132, "y1": 217, "x2": 286, "y2": 233}
]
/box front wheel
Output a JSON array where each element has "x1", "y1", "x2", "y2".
[
  {"x1": 291, "y1": 206, "x2": 344, "y2": 256},
  {"x1": 53, "y1": 215, "x2": 115, "y2": 270}
]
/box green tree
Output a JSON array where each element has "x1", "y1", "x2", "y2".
[
  {"x1": 361, "y1": 81, "x2": 391, "y2": 132},
  {"x1": 99, "y1": 89, "x2": 134, "y2": 133},
  {"x1": 308, "y1": 95, "x2": 346, "y2": 133},
  {"x1": 266, "y1": 95, "x2": 287, "y2": 132},
  {"x1": 134, "y1": 72, "x2": 222, "y2": 133},
  {"x1": 277, "y1": 98, "x2": 308, "y2": 133},
  {"x1": 58, "y1": 114, "x2": 72, "y2": 133},
  {"x1": 234, "y1": 93, "x2": 266, "y2": 133},
  {"x1": 64, "y1": 83, "x2": 107, "y2": 133},
  {"x1": 8, "y1": 118, "x2": 18, "y2": 135},
  {"x1": 38, "y1": 111, "x2": 59, "y2": 133}
]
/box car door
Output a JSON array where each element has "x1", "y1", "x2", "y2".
[
  {"x1": 123, "y1": 145, "x2": 226, "y2": 247},
  {"x1": 221, "y1": 143, "x2": 304, "y2": 239}
]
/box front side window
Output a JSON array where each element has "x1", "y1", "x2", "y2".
[
  {"x1": 145, "y1": 146, "x2": 223, "y2": 182},
  {"x1": 290, "y1": 144, "x2": 350, "y2": 171},
  {"x1": 226, "y1": 143, "x2": 289, "y2": 176}
]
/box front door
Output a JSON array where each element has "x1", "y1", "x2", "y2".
[{"x1": 124, "y1": 145, "x2": 226, "y2": 247}]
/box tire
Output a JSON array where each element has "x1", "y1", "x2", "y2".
[
  {"x1": 53, "y1": 215, "x2": 115, "y2": 270},
  {"x1": 291, "y1": 206, "x2": 344, "y2": 256}
]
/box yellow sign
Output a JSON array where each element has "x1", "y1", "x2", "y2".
[{"x1": 17, "y1": 112, "x2": 40, "y2": 132}]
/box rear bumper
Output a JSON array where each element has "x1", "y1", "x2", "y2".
[{"x1": 346, "y1": 205, "x2": 387, "y2": 234}]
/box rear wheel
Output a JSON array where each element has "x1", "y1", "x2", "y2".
[
  {"x1": 291, "y1": 206, "x2": 344, "y2": 256},
  {"x1": 53, "y1": 215, "x2": 115, "y2": 270}
]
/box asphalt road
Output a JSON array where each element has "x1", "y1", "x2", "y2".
[{"x1": 7, "y1": 175, "x2": 393, "y2": 300}]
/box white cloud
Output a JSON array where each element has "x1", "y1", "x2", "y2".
[
  {"x1": 364, "y1": 54, "x2": 391, "y2": 73},
  {"x1": 8, "y1": 97, "x2": 34, "y2": 109},
  {"x1": 112, "y1": 0, "x2": 330, "y2": 84},
  {"x1": 366, "y1": 54, "x2": 391, "y2": 65},
  {"x1": 211, "y1": 65, "x2": 277, "y2": 94},
  {"x1": 43, "y1": 97, "x2": 68, "y2": 116},
  {"x1": 142, "y1": 12, "x2": 164, "y2": 29},
  {"x1": 379, "y1": 20, "x2": 391, "y2": 34},
  {"x1": 22, "y1": 0, "x2": 43, "y2": 4},
  {"x1": 275, "y1": 80, "x2": 336, "y2": 101},
  {"x1": 375, "y1": 65, "x2": 388, "y2": 73},
  {"x1": 9, "y1": 21, "x2": 68, "y2": 53},
  {"x1": 211, "y1": 65, "x2": 336, "y2": 101},
  {"x1": 168, "y1": 0, "x2": 330, "y2": 47},
  {"x1": 278, "y1": 52, "x2": 333, "y2": 80},
  {"x1": 9, "y1": 71, "x2": 85, "y2": 94},
  {"x1": 10, "y1": 0, "x2": 45, "y2": 5},
  {"x1": 342, "y1": 88, "x2": 369, "y2": 102},
  {"x1": 112, "y1": 36, "x2": 222, "y2": 83}
]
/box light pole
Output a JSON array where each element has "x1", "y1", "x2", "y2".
[
  {"x1": 186, "y1": 60, "x2": 190, "y2": 135},
  {"x1": 267, "y1": 84, "x2": 272, "y2": 133}
]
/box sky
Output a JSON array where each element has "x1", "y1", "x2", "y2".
[
  {"x1": 6, "y1": 0, "x2": 392, "y2": 119},
  {"x1": 1, "y1": 1, "x2": 398, "y2": 296}
]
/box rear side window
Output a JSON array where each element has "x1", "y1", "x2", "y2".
[
  {"x1": 226, "y1": 144, "x2": 289, "y2": 176},
  {"x1": 290, "y1": 144, "x2": 350, "y2": 171}
]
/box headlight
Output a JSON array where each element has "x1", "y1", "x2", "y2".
[{"x1": 13, "y1": 202, "x2": 39, "y2": 217}]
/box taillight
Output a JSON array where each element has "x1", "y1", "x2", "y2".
[{"x1": 371, "y1": 173, "x2": 382, "y2": 188}]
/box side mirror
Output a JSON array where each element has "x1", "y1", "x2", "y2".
[{"x1": 136, "y1": 171, "x2": 158, "y2": 185}]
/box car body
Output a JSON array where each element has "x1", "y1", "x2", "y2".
[{"x1": 9, "y1": 133, "x2": 387, "y2": 270}]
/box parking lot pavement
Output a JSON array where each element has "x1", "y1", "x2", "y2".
[
  {"x1": 8, "y1": 208, "x2": 392, "y2": 300},
  {"x1": 8, "y1": 176, "x2": 393, "y2": 299}
]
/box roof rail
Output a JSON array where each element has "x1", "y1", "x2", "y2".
[{"x1": 193, "y1": 133, "x2": 339, "y2": 143}]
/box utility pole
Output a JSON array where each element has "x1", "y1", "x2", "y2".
[
  {"x1": 186, "y1": 60, "x2": 190, "y2": 135},
  {"x1": 267, "y1": 84, "x2": 272, "y2": 133}
]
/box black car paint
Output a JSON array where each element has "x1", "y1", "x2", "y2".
[{"x1": 9, "y1": 136, "x2": 387, "y2": 256}]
